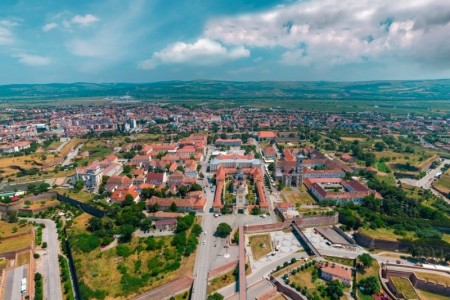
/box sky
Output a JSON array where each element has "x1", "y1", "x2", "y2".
[{"x1": 1, "y1": 0, "x2": 450, "y2": 84}]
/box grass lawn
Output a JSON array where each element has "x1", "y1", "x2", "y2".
[
  {"x1": 415, "y1": 272, "x2": 450, "y2": 286},
  {"x1": 357, "y1": 290, "x2": 375, "y2": 300},
  {"x1": 443, "y1": 234, "x2": 450, "y2": 244},
  {"x1": 375, "y1": 161, "x2": 390, "y2": 173},
  {"x1": 281, "y1": 186, "x2": 316, "y2": 207},
  {"x1": 417, "y1": 289, "x2": 450, "y2": 300},
  {"x1": 0, "y1": 234, "x2": 33, "y2": 254},
  {"x1": 207, "y1": 269, "x2": 236, "y2": 295},
  {"x1": 54, "y1": 188, "x2": 93, "y2": 203},
  {"x1": 249, "y1": 234, "x2": 272, "y2": 260},
  {"x1": 433, "y1": 169, "x2": 450, "y2": 194},
  {"x1": 391, "y1": 276, "x2": 419, "y2": 299},
  {"x1": 271, "y1": 260, "x2": 305, "y2": 278},
  {"x1": 47, "y1": 141, "x2": 63, "y2": 151},
  {"x1": 71, "y1": 213, "x2": 92, "y2": 233},
  {"x1": 323, "y1": 256, "x2": 354, "y2": 267},
  {"x1": 358, "y1": 227, "x2": 415, "y2": 241},
  {"x1": 59, "y1": 138, "x2": 85, "y2": 157},
  {"x1": 0, "y1": 221, "x2": 32, "y2": 237},
  {"x1": 173, "y1": 290, "x2": 190, "y2": 300},
  {"x1": 16, "y1": 250, "x2": 31, "y2": 266},
  {"x1": 26, "y1": 200, "x2": 59, "y2": 210}
]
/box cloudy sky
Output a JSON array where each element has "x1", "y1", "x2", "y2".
[{"x1": 1, "y1": 0, "x2": 450, "y2": 83}]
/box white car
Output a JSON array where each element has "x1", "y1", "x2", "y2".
[{"x1": 203, "y1": 240, "x2": 206, "y2": 245}]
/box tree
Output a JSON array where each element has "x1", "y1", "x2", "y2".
[
  {"x1": 358, "y1": 276, "x2": 380, "y2": 295},
  {"x1": 374, "y1": 141, "x2": 385, "y2": 152},
  {"x1": 87, "y1": 217, "x2": 103, "y2": 232},
  {"x1": 207, "y1": 293, "x2": 224, "y2": 300},
  {"x1": 170, "y1": 201, "x2": 177, "y2": 212},
  {"x1": 216, "y1": 223, "x2": 232, "y2": 238},
  {"x1": 326, "y1": 280, "x2": 344, "y2": 300},
  {"x1": 122, "y1": 194, "x2": 134, "y2": 207},
  {"x1": 268, "y1": 162, "x2": 275, "y2": 172},
  {"x1": 358, "y1": 253, "x2": 374, "y2": 269},
  {"x1": 251, "y1": 206, "x2": 262, "y2": 215},
  {"x1": 73, "y1": 179, "x2": 85, "y2": 192},
  {"x1": 119, "y1": 224, "x2": 135, "y2": 242}
]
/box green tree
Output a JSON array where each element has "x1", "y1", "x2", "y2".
[
  {"x1": 358, "y1": 276, "x2": 381, "y2": 295},
  {"x1": 326, "y1": 280, "x2": 344, "y2": 300},
  {"x1": 374, "y1": 141, "x2": 385, "y2": 152},
  {"x1": 73, "y1": 179, "x2": 85, "y2": 192},
  {"x1": 251, "y1": 206, "x2": 262, "y2": 215},
  {"x1": 170, "y1": 201, "x2": 177, "y2": 212},
  {"x1": 207, "y1": 293, "x2": 224, "y2": 300},
  {"x1": 216, "y1": 222, "x2": 232, "y2": 238},
  {"x1": 358, "y1": 253, "x2": 374, "y2": 269}
]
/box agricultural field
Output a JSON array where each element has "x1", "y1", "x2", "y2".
[
  {"x1": 390, "y1": 276, "x2": 419, "y2": 299},
  {"x1": 248, "y1": 234, "x2": 272, "y2": 260}
]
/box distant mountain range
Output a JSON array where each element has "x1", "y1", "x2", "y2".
[{"x1": 0, "y1": 80, "x2": 450, "y2": 101}]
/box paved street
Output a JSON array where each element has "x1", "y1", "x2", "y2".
[
  {"x1": 62, "y1": 143, "x2": 83, "y2": 166},
  {"x1": 400, "y1": 158, "x2": 450, "y2": 203},
  {"x1": 24, "y1": 218, "x2": 63, "y2": 300}
]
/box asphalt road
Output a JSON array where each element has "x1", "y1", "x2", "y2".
[
  {"x1": 24, "y1": 218, "x2": 63, "y2": 300},
  {"x1": 62, "y1": 143, "x2": 83, "y2": 166},
  {"x1": 400, "y1": 159, "x2": 450, "y2": 203},
  {"x1": 3, "y1": 264, "x2": 27, "y2": 300}
]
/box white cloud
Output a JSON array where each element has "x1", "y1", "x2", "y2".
[
  {"x1": 42, "y1": 22, "x2": 58, "y2": 32},
  {"x1": 70, "y1": 14, "x2": 99, "y2": 27},
  {"x1": 14, "y1": 53, "x2": 52, "y2": 66},
  {"x1": 145, "y1": 0, "x2": 450, "y2": 69},
  {"x1": 139, "y1": 38, "x2": 250, "y2": 69},
  {"x1": 0, "y1": 19, "x2": 17, "y2": 46}
]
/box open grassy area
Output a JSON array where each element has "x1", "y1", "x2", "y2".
[
  {"x1": 59, "y1": 138, "x2": 85, "y2": 157},
  {"x1": 71, "y1": 213, "x2": 92, "y2": 233},
  {"x1": 358, "y1": 227, "x2": 415, "y2": 241},
  {"x1": 47, "y1": 141, "x2": 64, "y2": 151},
  {"x1": 375, "y1": 161, "x2": 390, "y2": 173},
  {"x1": 16, "y1": 251, "x2": 31, "y2": 266},
  {"x1": 207, "y1": 268, "x2": 236, "y2": 295},
  {"x1": 281, "y1": 185, "x2": 316, "y2": 207},
  {"x1": 72, "y1": 235, "x2": 194, "y2": 298},
  {"x1": 0, "y1": 221, "x2": 32, "y2": 237},
  {"x1": 54, "y1": 188, "x2": 93, "y2": 203},
  {"x1": 391, "y1": 276, "x2": 419, "y2": 299},
  {"x1": 26, "y1": 200, "x2": 59, "y2": 211},
  {"x1": 323, "y1": 256, "x2": 354, "y2": 267},
  {"x1": 433, "y1": 169, "x2": 450, "y2": 194},
  {"x1": 417, "y1": 289, "x2": 450, "y2": 300},
  {"x1": 0, "y1": 233, "x2": 33, "y2": 254},
  {"x1": 271, "y1": 260, "x2": 305, "y2": 278},
  {"x1": 355, "y1": 258, "x2": 380, "y2": 291},
  {"x1": 415, "y1": 272, "x2": 450, "y2": 286},
  {"x1": 0, "y1": 258, "x2": 8, "y2": 271},
  {"x1": 374, "y1": 150, "x2": 434, "y2": 172},
  {"x1": 0, "y1": 153, "x2": 58, "y2": 177},
  {"x1": 443, "y1": 234, "x2": 450, "y2": 244},
  {"x1": 249, "y1": 234, "x2": 272, "y2": 260}
]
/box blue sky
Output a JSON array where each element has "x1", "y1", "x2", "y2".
[{"x1": 1, "y1": 0, "x2": 450, "y2": 84}]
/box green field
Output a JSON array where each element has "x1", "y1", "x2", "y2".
[{"x1": 391, "y1": 276, "x2": 419, "y2": 299}]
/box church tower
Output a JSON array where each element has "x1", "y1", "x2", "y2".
[{"x1": 295, "y1": 154, "x2": 304, "y2": 186}]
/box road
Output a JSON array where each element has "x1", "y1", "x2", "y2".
[
  {"x1": 23, "y1": 218, "x2": 63, "y2": 300},
  {"x1": 191, "y1": 146, "x2": 215, "y2": 300},
  {"x1": 217, "y1": 252, "x2": 305, "y2": 298},
  {"x1": 400, "y1": 158, "x2": 450, "y2": 203},
  {"x1": 62, "y1": 143, "x2": 83, "y2": 166},
  {"x1": 3, "y1": 264, "x2": 28, "y2": 300}
]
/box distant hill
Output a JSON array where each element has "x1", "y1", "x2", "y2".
[{"x1": 0, "y1": 80, "x2": 450, "y2": 101}]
